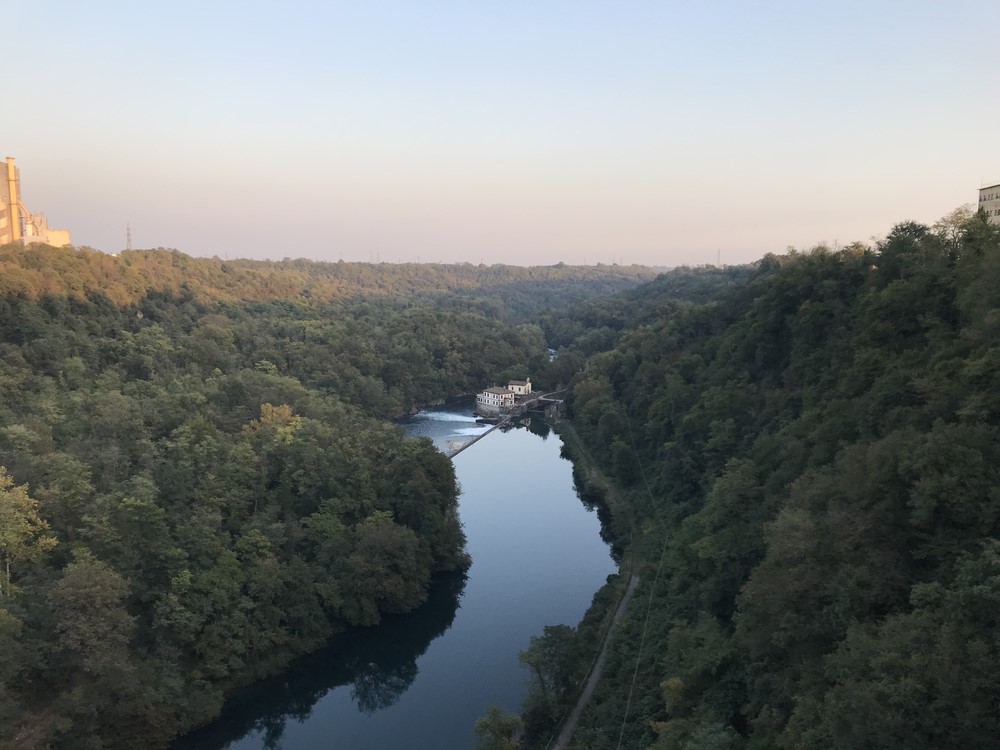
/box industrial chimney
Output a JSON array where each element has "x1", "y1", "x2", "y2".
[{"x1": 4, "y1": 157, "x2": 22, "y2": 242}]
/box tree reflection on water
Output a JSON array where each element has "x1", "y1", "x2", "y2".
[{"x1": 174, "y1": 570, "x2": 467, "y2": 749}]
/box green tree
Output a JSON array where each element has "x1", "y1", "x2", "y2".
[
  {"x1": 0, "y1": 467, "x2": 56, "y2": 598},
  {"x1": 50, "y1": 551, "x2": 136, "y2": 678},
  {"x1": 340, "y1": 512, "x2": 431, "y2": 626},
  {"x1": 519, "y1": 624, "x2": 578, "y2": 703},
  {"x1": 474, "y1": 704, "x2": 522, "y2": 750}
]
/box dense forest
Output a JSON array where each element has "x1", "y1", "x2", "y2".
[
  {"x1": 7, "y1": 209, "x2": 999, "y2": 750},
  {"x1": 0, "y1": 246, "x2": 657, "y2": 749},
  {"x1": 513, "y1": 210, "x2": 1000, "y2": 749}
]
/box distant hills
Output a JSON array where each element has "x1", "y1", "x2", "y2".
[{"x1": 0, "y1": 244, "x2": 659, "y2": 318}]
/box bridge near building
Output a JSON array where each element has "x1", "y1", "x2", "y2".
[{"x1": 508, "y1": 388, "x2": 567, "y2": 418}]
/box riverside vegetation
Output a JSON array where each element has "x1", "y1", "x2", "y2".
[
  {"x1": 0, "y1": 245, "x2": 655, "y2": 749},
  {"x1": 496, "y1": 209, "x2": 1000, "y2": 750}
]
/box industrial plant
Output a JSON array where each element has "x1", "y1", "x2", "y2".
[{"x1": 0, "y1": 155, "x2": 71, "y2": 246}]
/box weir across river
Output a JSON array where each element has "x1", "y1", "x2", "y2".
[{"x1": 449, "y1": 390, "x2": 567, "y2": 458}]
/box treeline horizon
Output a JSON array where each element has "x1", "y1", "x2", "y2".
[{"x1": 0, "y1": 243, "x2": 659, "y2": 319}]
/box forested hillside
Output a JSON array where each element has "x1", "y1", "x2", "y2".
[
  {"x1": 555, "y1": 213, "x2": 1000, "y2": 748},
  {"x1": 0, "y1": 246, "x2": 657, "y2": 749},
  {"x1": 0, "y1": 244, "x2": 657, "y2": 319}
]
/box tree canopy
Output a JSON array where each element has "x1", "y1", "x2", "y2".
[
  {"x1": 525, "y1": 212, "x2": 1000, "y2": 749},
  {"x1": 0, "y1": 247, "x2": 657, "y2": 747}
]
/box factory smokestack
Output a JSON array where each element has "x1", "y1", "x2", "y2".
[{"x1": 6, "y1": 157, "x2": 21, "y2": 241}]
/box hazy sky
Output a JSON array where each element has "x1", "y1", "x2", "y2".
[{"x1": 7, "y1": 1, "x2": 999, "y2": 266}]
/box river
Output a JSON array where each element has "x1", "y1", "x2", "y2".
[{"x1": 175, "y1": 399, "x2": 615, "y2": 749}]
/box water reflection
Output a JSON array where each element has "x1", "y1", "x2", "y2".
[
  {"x1": 174, "y1": 571, "x2": 467, "y2": 749},
  {"x1": 178, "y1": 403, "x2": 615, "y2": 750},
  {"x1": 522, "y1": 416, "x2": 552, "y2": 439}
]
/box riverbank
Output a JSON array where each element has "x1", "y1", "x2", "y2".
[
  {"x1": 509, "y1": 420, "x2": 641, "y2": 749},
  {"x1": 552, "y1": 573, "x2": 639, "y2": 750},
  {"x1": 179, "y1": 405, "x2": 616, "y2": 750}
]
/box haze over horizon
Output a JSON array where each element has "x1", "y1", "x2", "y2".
[{"x1": 7, "y1": 1, "x2": 999, "y2": 266}]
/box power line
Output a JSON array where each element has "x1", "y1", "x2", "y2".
[
  {"x1": 614, "y1": 409, "x2": 670, "y2": 749},
  {"x1": 616, "y1": 540, "x2": 668, "y2": 750}
]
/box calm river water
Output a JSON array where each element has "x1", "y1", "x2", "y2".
[{"x1": 176, "y1": 399, "x2": 615, "y2": 749}]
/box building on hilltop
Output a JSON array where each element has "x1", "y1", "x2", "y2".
[
  {"x1": 1, "y1": 156, "x2": 72, "y2": 246},
  {"x1": 979, "y1": 183, "x2": 1000, "y2": 226}
]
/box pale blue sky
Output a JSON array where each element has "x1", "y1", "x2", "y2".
[{"x1": 7, "y1": 1, "x2": 999, "y2": 265}]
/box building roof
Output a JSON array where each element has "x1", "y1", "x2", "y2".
[
  {"x1": 508, "y1": 380, "x2": 530, "y2": 386},
  {"x1": 482, "y1": 387, "x2": 514, "y2": 395},
  {"x1": 980, "y1": 183, "x2": 1000, "y2": 192}
]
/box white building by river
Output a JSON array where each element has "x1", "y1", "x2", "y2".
[
  {"x1": 475, "y1": 378, "x2": 534, "y2": 417},
  {"x1": 476, "y1": 387, "x2": 516, "y2": 416}
]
